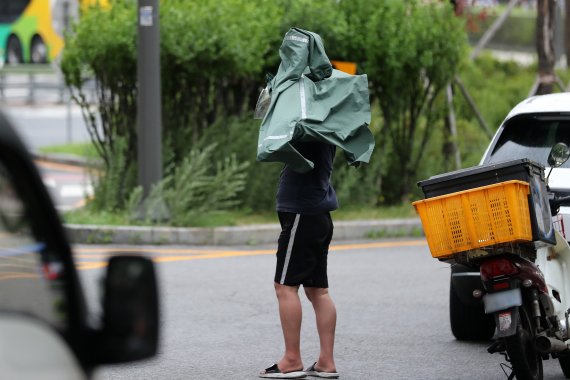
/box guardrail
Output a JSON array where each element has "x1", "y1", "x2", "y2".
[
  {"x1": 0, "y1": 64, "x2": 99, "y2": 105},
  {"x1": 0, "y1": 64, "x2": 66, "y2": 104}
]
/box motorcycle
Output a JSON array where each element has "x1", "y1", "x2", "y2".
[{"x1": 414, "y1": 143, "x2": 570, "y2": 380}]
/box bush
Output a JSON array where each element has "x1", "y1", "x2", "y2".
[
  {"x1": 160, "y1": 0, "x2": 281, "y2": 161},
  {"x1": 130, "y1": 144, "x2": 249, "y2": 226},
  {"x1": 89, "y1": 135, "x2": 136, "y2": 212},
  {"x1": 62, "y1": 1, "x2": 138, "y2": 210},
  {"x1": 62, "y1": 0, "x2": 272, "y2": 213},
  {"x1": 67, "y1": 0, "x2": 542, "y2": 220},
  {"x1": 364, "y1": 0, "x2": 467, "y2": 203},
  {"x1": 197, "y1": 117, "x2": 282, "y2": 212}
]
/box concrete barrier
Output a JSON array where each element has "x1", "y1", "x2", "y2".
[{"x1": 64, "y1": 218, "x2": 424, "y2": 246}]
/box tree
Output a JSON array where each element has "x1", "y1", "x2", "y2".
[
  {"x1": 61, "y1": 2, "x2": 138, "y2": 210},
  {"x1": 364, "y1": 0, "x2": 467, "y2": 203},
  {"x1": 61, "y1": 0, "x2": 276, "y2": 213},
  {"x1": 536, "y1": 0, "x2": 556, "y2": 95}
]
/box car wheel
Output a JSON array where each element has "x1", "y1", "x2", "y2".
[
  {"x1": 449, "y1": 279, "x2": 495, "y2": 341},
  {"x1": 30, "y1": 35, "x2": 47, "y2": 64},
  {"x1": 6, "y1": 35, "x2": 22, "y2": 65}
]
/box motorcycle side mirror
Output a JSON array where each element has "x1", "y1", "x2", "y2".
[
  {"x1": 548, "y1": 142, "x2": 570, "y2": 168},
  {"x1": 546, "y1": 143, "x2": 570, "y2": 184}
]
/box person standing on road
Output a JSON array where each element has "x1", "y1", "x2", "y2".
[{"x1": 259, "y1": 141, "x2": 340, "y2": 379}]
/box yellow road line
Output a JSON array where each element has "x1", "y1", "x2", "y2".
[
  {"x1": 75, "y1": 253, "x2": 114, "y2": 259},
  {"x1": 74, "y1": 240, "x2": 426, "y2": 256},
  {"x1": 75, "y1": 247, "x2": 225, "y2": 255},
  {"x1": 329, "y1": 240, "x2": 427, "y2": 251},
  {"x1": 153, "y1": 249, "x2": 275, "y2": 263},
  {"x1": 35, "y1": 160, "x2": 86, "y2": 173},
  {"x1": 0, "y1": 263, "x2": 36, "y2": 269},
  {"x1": 0, "y1": 272, "x2": 38, "y2": 280},
  {"x1": 77, "y1": 262, "x2": 108, "y2": 270},
  {"x1": 74, "y1": 240, "x2": 427, "y2": 271}
]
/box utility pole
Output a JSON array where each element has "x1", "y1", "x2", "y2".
[
  {"x1": 137, "y1": 0, "x2": 168, "y2": 220},
  {"x1": 63, "y1": 0, "x2": 72, "y2": 143}
]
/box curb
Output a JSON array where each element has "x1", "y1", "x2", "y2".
[
  {"x1": 33, "y1": 151, "x2": 101, "y2": 168},
  {"x1": 64, "y1": 218, "x2": 424, "y2": 246}
]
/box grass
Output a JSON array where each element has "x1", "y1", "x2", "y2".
[
  {"x1": 63, "y1": 206, "x2": 277, "y2": 227},
  {"x1": 63, "y1": 204, "x2": 418, "y2": 228},
  {"x1": 39, "y1": 142, "x2": 99, "y2": 159},
  {"x1": 64, "y1": 208, "x2": 131, "y2": 226}
]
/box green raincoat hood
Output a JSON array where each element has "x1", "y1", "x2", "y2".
[{"x1": 257, "y1": 28, "x2": 375, "y2": 173}]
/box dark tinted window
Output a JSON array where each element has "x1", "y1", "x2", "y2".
[
  {"x1": 487, "y1": 116, "x2": 570, "y2": 168},
  {"x1": 0, "y1": 0, "x2": 30, "y2": 24}
]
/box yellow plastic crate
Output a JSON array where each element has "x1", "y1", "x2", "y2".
[{"x1": 412, "y1": 180, "x2": 533, "y2": 259}]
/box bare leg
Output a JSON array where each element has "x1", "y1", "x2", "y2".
[
  {"x1": 305, "y1": 287, "x2": 337, "y2": 372},
  {"x1": 274, "y1": 283, "x2": 304, "y2": 372}
]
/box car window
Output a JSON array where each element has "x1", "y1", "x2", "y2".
[
  {"x1": 0, "y1": 161, "x2": 68, "y2": 330},
  {"x1": 487, "y1": 117, "x2": 570, "y2": 168},
  {"x1": 0, "y1": 0, "x2": 30, "y2": 23}
]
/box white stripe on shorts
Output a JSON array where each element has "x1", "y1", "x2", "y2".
[{"x1": 280, "y1": 213, "x2": 301, "y2": 285}]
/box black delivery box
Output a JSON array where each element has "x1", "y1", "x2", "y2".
[{"x1": 417, "y1": 158, "x2": 555, "y2": 245}]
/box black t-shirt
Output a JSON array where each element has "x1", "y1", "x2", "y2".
[{"x1": 276, "y1": 142, "x2": 338, "y2": 214}]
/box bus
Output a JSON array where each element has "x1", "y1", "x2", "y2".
[{"x1": 0, "y1": 0, "x2": 108, "y2": 65}]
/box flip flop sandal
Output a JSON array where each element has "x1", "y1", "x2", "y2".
[
  {"x1": 305, "y1": 362, "x2": 339, "y2": 379},
  {"x1": 259, "y1": 363, "x2": 307, "y2": 379}
]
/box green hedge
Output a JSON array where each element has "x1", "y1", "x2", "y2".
[{"x1": 62, "y1": 0, "x2": 542, "y2": 222}]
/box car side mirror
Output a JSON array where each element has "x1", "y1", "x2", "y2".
[{"x1": 97, "y1": 255, "x2": 159, "y2": 364}]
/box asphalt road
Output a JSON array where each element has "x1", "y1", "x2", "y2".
[
  {"x1": 73, "y1": 239, "x2": 569, "y2": 380},
  {"x1": 3, "y1": 104, "x2": 91, "y2": 150}
]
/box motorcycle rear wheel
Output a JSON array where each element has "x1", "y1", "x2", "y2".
[{"x1": 505, "y1": 306, "x2": 543, "y2": 380}]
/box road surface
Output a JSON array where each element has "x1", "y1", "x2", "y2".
[{"x1": 71, "y1": 239, "x2": 569, "y2": 380}]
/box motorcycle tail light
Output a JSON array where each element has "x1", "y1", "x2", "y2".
[
  {"x1": 492, "y1": 281, "x2": 510, "y2": 291},
  {"x1": 480, "y1": 257, "x2": 520, "y2": 281}
]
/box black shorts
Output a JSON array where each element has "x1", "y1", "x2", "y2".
[{"x1": 274, "y1": 212, "x2": 334, "y2": 288}]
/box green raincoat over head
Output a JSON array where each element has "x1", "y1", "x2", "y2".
[{"x1": 256, "y1": 28, "x2": 375, "y2": 173}]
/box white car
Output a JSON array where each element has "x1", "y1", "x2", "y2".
[{"x1": 449, "y1": 92, "x2": 570, "y2": 340}]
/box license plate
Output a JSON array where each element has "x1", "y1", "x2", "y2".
[
  {"x1": 498, "y1": 311, "x2": 512, "y2": 331},
  {"x1": 483, "y1": 288, "x2": 522, "y2": 314}
]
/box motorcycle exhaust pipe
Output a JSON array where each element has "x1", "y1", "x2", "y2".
[{"x1": 535, "y1": 336, "x2": 569, "y2": 353}]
